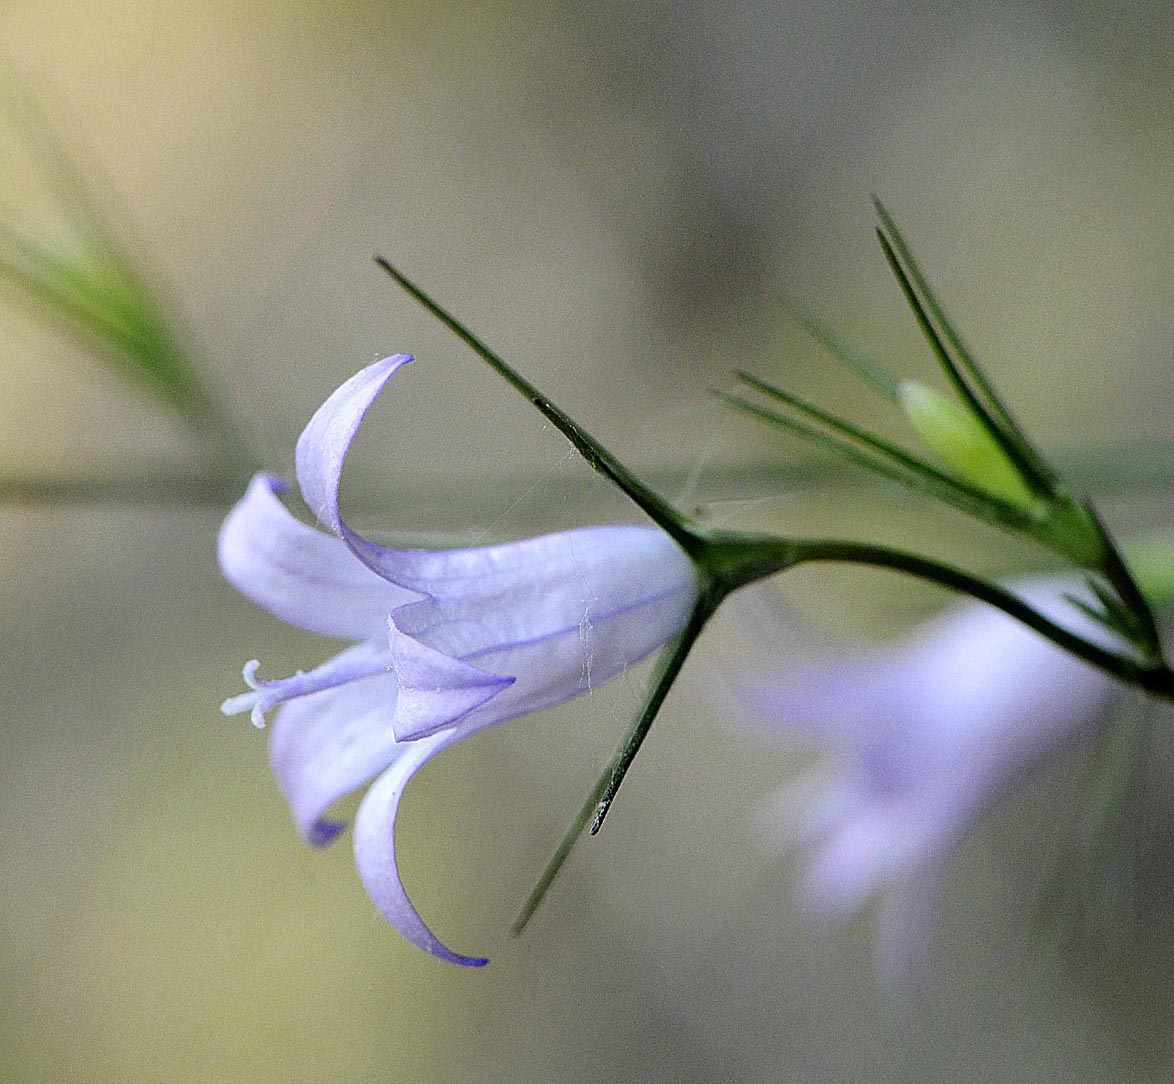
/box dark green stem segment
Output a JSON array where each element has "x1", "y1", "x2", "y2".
[
  {"x1": 375, "y1": 257, "x2": 700, "y2": 558},
  {"x1": 732, "y1": 533, "x2": 1174, "y2": 698},
  {"x1": 511, "y1": 597, "x2": 716, "y2": 935},
  {"x1": 589, "y1": 596, "x2": 720, "y2": 835}
]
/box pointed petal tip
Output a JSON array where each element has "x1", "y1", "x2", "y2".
[
  {"x1": 354, "y1": 736, "x2": 494, "y2": 967},
  {"x1": 387, "y1": 617, "x2": 514, "y2": 741},
  {"x1": 452, "y1": 953, "x2": 490, "y2": 968},
  {"x1": 305, "y1": 819, "x2": 346, "y2": 848},
  {"x1": 294, "y1": 352, "x2": 416, "y2": 541}
]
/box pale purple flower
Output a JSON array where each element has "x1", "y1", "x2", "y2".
[
  {"x1": 219, "y1": 354, "x2": 698, "y2": 964},
  {"x1": 750, "y1": 578, "x2": 1126, "y2": 982}
]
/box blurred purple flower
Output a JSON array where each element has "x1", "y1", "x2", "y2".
[
  {"x1": 219, "y1": 354, "x2": 698, "y2": 965},
  {"x1": 750, "y1": 578, "x2": 1126, "y2": 983}
]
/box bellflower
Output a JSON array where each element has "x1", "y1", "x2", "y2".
[
  {"x1": 219, "y1": 354, "x2": 699, "y2": 964},
  {"x1": 750, "y1": 578, "x2": 1127, "y2": 982}
]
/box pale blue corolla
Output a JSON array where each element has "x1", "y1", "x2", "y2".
[
  {"x1": 750, "y1": 578, "x2": 1126, "y2": 982},
  {"x1": 219, "y1": 355, "x2": 699, "y2": 965}
]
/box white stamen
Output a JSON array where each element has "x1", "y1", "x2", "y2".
[{"x1": 241, "y1": 659, "x2": 262, "y2": 688}]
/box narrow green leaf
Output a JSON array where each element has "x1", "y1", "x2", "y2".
[
  {"x1": 872, "y1": 197, "x2": 1058, "y2": 491},
  {"x1": 0, "y1": 76, "x2": 249, "y2": 462},
  {"x1": 783, "y1": 304, "x2": 900, "y2": 400},
  {"x1": 735, "y1": 370, "x2": 1036, "y2": 518},
  {"x1": 1062, "y1": 592, "x2": 1126, "y2": 640},
  {"x1": 874, "y1": 226, "x2": 1047, "y2": 493},
  {"x1": 722, "y1": 378, "x2": 1041, "y2": 534},
  {"x1": 376, "y1": 257, "x2": 701, "y2": 556},
  {"x1": 716, "y1": 390, "x2": 1023, "y2": 526},
  {"x1": 514, "y1": 600, "x2": 713, "y2": 934},
  {"x1": 0, "y1": 244, "x2": 208, "y2": 419}
]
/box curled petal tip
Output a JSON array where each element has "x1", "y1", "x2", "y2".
[
  {"x1": 354, "y1": 734, "x2": 493, "y2": 966},
  {"x1": 388, "y1": 618, "x2": 514, "y2": 741},
  {"x1": 224, "y1": 354, "x2": 702, "y2": 957},
  {"x1": 306, "y1": 820, "x2": 346, "y2": 848},
  {"x1": 295, "y1": 353, "x2": 415, "y2": 534}
]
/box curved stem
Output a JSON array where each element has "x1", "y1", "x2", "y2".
[{"x1": 783, "y1": 537, "x2": 1174, "y2": 697}]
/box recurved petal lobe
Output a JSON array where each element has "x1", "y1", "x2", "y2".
[
  {"x1": 352, "y1": 730, "x2": 490, "y2": 967},
  {"x1": 292, "y1": 354, "x2": 697, "y2": 612},
  {"x1": 268, "y1": 665, "x2": 403, "y2": 846},
  {"x1": 218, "y1": 472, "x2": 417, "y2": 640}
]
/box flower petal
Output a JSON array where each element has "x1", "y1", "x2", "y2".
[
  {"x1": 750, "y1": 574, "x2": 1128, "y2": 980},
  {"x1": 218, "y1": 472, "x2": 417, "y2": 640},
  {"x1": 446, "y1": 572, "x2": 696, "y2": 733},
  {"x1": 293, "y1": 353, "x2": 699, "y2": 743},
  {"x1": 295, "y1": 354, "x2": 425, "y2": 583},
  {"x1": 743, "y1": 654, "x2": 905, "y2": 747},
  {"x1": 387, "y1": 617, "x2": 514, "y2": 740},
  {"x1": 353, "y1": 731, "x2": 489, "y2": 967},
  {"x1": 293, "y1": 354, "x2": 698, "y2": 628},
  {"x1": 268, "y1": 666, "x2": 402, "y2": 846},
  {"x1": 390, "y1": 525, "x2": 696, "y2": 658}
]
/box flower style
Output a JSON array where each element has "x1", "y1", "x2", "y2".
[
  {"x1": 219, "y1": 354, "x2": 699, "y2": 964},
  {"x1": 750, "y1": 578, "x2": 1127, "y2": 982}
]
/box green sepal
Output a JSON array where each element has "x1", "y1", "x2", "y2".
[
  {"x1": 718, "y1": 378, "x2": 1041, "y2": 533},
  {"x1": 1062, "y1": 578, "x2": 1149, "y2": 647},
  {"x1": 898, "y1": 379, "x2": 1037, "y2": 509}
]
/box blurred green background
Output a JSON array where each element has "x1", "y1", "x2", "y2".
[{"x1": 3, "y1": 1, "x2": 1174, "y2": 1080}]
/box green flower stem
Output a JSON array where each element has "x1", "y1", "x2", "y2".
[
  {"x1": 516, "y1": 521, "x2": 1174, "y2": 933},
  {"x1": 375, "y1": 258, "x2": 701, "y2": 558},
  {"x1": 512, "y1": 596, "x2": 718, "y2": 935},
  {"x1": 699, "y1": 531, "x2": 1174, "y2": 697}
]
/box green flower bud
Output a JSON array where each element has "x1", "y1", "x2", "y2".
[{"x1": 898, "y1": 380, "x2": 1036, "y2": 509}]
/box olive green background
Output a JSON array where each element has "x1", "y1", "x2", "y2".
[{"x1": 3, "y1": 2, "x2": 1174, "y2": 1080}]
